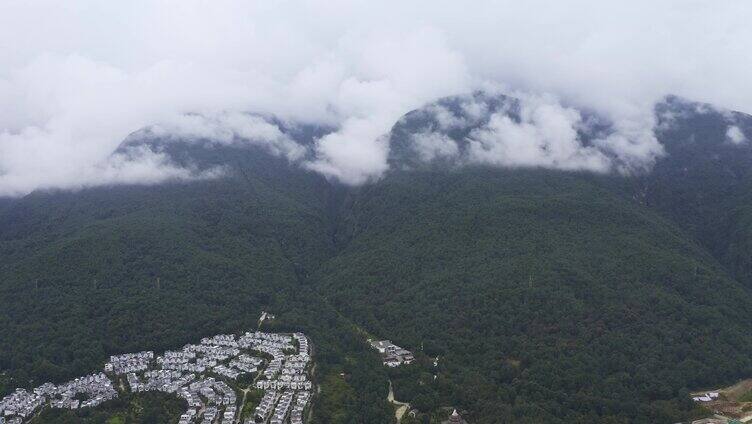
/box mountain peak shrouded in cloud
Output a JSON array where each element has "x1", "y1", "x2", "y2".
[
  {"x1": 388, "y1": 91, "x2": 663, "y2": 174},
  {"x1": 1, "y1": 1, "x2": 751, "y2": 196},
  {"x1": 101, "y1": 92, "x2": 752, "y2": 195}
]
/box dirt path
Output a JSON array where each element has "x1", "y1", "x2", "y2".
[
  {"x1": 387, "y1": 380, "x2": 410, "y2": 422},
  {"x1": 236, "y1": 371, "x2": 266, "y2": 424},
  {"x1": 235, "y1": 387, "x2": 250, "y2": 424}
]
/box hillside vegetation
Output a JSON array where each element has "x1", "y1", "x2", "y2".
[{"x1": 1, "y1": 94, "x2": 752, "y2": 423}]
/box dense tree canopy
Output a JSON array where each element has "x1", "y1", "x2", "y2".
[{"x1": 2, "y1": 94, "x2": 752, "y2": 423}]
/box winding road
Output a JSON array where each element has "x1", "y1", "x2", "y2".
[{"x1": 387, "y1": 380, "x2": 410, "y2": 422}]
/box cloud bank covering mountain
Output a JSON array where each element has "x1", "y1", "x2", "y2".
[{"x1": 1, "y1": 0, "x2": 751, "y2": 195}]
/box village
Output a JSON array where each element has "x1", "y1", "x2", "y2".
[{"x1": 0, "y1": 330, "x2": 314, "y2": 424}]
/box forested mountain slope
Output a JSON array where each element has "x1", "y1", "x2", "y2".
[
  {"x1": 635, "y1": 96, "x2": 752, "y2": 286},
  {"x1": 0, "y1": 144, "x2": 394, "y2": 423},
  {"x1": 318, "y1": 168, "x2": 752, "y2": 423},
  {"x1": 2, "y1": 93, "x2": 752, "y2": 423}
]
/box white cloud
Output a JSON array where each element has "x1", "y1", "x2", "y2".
[
  {"x1": 428, "y1": 105, "x2": 467, "y2": 131},
  {"x1": 94, "y1": 148, "x2": 225, "y2": 189},
  {"x1": 305, "y1": 117, "x2": 391, "y2": 185},
  {"x1": 148, "y1": 113, "x2": 307, "y2": 161},
  {"x1": 592, "y1": 111, "x2": 665, "y2": 173},
  {"x1": 726, "y1": 125, "x2": 747, "y2": 144},
  {"x1": 303, "y1": 27, "x2": 470, "y2": 184},
  {"x1": 0, "y1": 142, "x2": 222, "y2": 197},
  {"x1": 465, "y1": 95, "x2": 612, "y2": 172},
  {"x1": 0, "y1": 0, "x2": 750, "y2": 194},
  {"x1": 411, "y1": 132, "x2": 460, "y2": 162}
]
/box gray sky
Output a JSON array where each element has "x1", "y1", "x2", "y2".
[{"x1": 0, "y1": 0, "x2": 750, "y2": 196}]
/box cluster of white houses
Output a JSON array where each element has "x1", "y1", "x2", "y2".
[
  {"x1": 0, "y1": 389, "x2": 45, "y2": 423},
  {"x1": 105, "y1": 351, "x2": 153, "y2": 374},
  {"x1": 247, "y1": 332, "x2": 312, "y2": 424},
  {"x1": 252, "y1": 390, "x2": 310, "y2": 424},
  {"x1": 1, "y1": 330, "x2": 313, "y2": 424},
  {"x1": 0, "y1": 372, "x2": 117, "y2": 423},
  {"x1": 369, "y1": 340, "x2": 415, "y2": 367}
]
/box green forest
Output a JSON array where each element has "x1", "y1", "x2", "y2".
[{"x1": 2, "y1": 94, "x2": 752, "y2": 423}]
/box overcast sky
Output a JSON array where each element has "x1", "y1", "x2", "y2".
[{"x1": 0, "y1": 0, "x2": 750, "y2": 196}]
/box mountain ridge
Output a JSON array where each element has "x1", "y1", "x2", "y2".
[{"x1": 3, "y1": 92, "x2": 752, "y2": 423}]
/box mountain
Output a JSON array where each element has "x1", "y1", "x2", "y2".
[
  {"x1": 320, "y1": 95, "x2": 752, "y2": 422},
  {"x1": 639, "y1": 96, "x2": 752, "y2": 286},
  {"x1": 2, "y1": 93, "x2": 752, "y2": 423},
  {"x1": 318, "y1": 168, "x2": 752, "y2": 423},
  {"x1": 0, "y1": 143, "x2": 394, "y2": 423}
]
